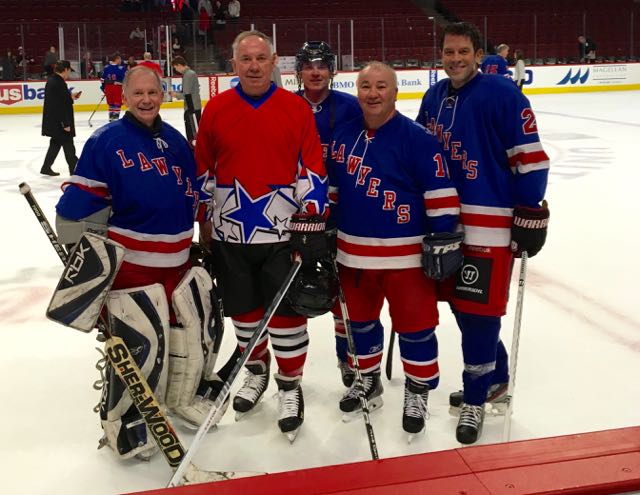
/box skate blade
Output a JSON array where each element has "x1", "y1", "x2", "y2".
[
  {"x1": 406, "y1": 427, "x2": 426, "y2": 444},
  {"x1": 234, "y1": 402, "x2": 263, "y2": 422},
  {"x1": 341, "y1": 397, "x2": 383, "y2": 423},
  {"x1": 284, "y1": 429, "x2": 300, "y2": 443}
]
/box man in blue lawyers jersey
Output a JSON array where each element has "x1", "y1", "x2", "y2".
[{"x1": 417, "y1": 22, "x2": 550, "y2": 444}]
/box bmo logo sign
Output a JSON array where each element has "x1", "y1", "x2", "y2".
[{"x1": 0, "y1": 84, "x2": 46, "y2": 105}]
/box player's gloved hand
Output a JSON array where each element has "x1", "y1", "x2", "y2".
[
  {"x1": 511, "y1": 200, "x2": 549, "y2": 258},
  {"x1": 422, "y1": 231, "x2": 464, "y2": 281},
  {"x1": 289, "y1": 213, "x2": 327, "y2": 265}
]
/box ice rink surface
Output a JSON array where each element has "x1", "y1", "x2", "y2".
[{"x1": 1, "y1": 90, "x2": 639, "y2": 494}]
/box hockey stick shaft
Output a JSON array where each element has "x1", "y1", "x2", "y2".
[
  {"x1": 168, "y1": 256, "x2": 303, "y2": 487},
  {"x1": 88, "y1": 94, "x2": 106, "y2": 126},
  {"x1": 502, "y1": 251, "x2": 528, "y2": 442},
  {"x1": 19, "y1": 182, "x2": 189, "y2": 469},
  {"x1": 333, "y1": 260, "x2": 379, "y2": 461},
  {"x1": 385, "y1": 330, "x2": 395, "y2": 380}
]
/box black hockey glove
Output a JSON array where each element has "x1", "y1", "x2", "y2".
[
  {"x1": 422, "y1": 231, "x2": 464, "y2": 281},
  {"x1": 510, "y1": 201, "x2": 549, "y2": 258},
  {"x1": 289, "y1": 214, "x2": 328, "y2": 265}
]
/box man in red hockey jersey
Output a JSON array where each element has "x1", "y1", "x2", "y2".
[{"x1": 196, "y1": 30, "x2": 329, "y2": 442}]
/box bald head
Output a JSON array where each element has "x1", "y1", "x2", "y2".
[
  {"x1": 357, "y1": 61, "x2": 398, "y2": 89},
  {"x1": 357, "y1": 62, "x2": 398, "y2": 129}
]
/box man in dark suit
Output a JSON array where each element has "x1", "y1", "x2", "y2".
[{"x1": 41, "y1": 60, "x2": 81, "y2": 176}]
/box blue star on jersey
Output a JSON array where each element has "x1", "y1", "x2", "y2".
[
  {"x1": 299, "y1": 169, "x2": 329, "y2": 215},
  {"x1": 223, "y1": 181, "x2": 274, "y2": 242}
]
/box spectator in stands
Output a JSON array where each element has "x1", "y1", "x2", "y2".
[
  {"x1": 138, "y1": 52, "x2": 163, "y2": 75},
  {"x1": 1, "y1": 49, "x2": 16, "y2": 81},
  {"x1": 80, "y1": 51, "x2": 95, "y2": 79},
  {"x1": 172, "y1": 37, "x2": 184, "y2": 57},
  {"x1": 481, "y1": 43, "x2": 510, "y2": 76},
  {"x1": 578, "y1": 36, "x2": 596, "y2": 64},
  {"x1": 198, "y1": 0, "x2": 213, "y2": 36},
  {"x1": 43, "y1": 46, "x2": 59, "y2": 77},
  {"x1": 41, "y1": 60, "x2": 80, "y2": 176},
  {"x1": 513, "y1": 49, "x2": 525, "y2": 91},
  {"x1": 16, "y1": 47, "x2": 34, "y2": 79},
  {"x1": 130, "y1": 26, "x2": 145, "y2": 40},
  {"x1": 213, "y1": 1, "x2": 226, "y2": 27},
  {"x1": 227, "y1": 0, "x2": 240, "y2": 21}
]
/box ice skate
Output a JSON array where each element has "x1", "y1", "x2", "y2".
[
  {"x1": 337, "y1": 359, "x2": 355, "y2": 387},
  {"x1": 339, "y1": 372, "x2": 383, "y2": 423},
  {"x1": 233, "y1": 359, "x2": 270, "y2": 421},
  {"x1": 403, "y1": 379, "x2": 429, "y2": 443},
  {"x1": 448, "y1": 382, "x2": 508, "y2": 416},
  {"x1": 275, "y1": 374, "x2": 304, "y2": 443},
  {"x1": 456, "y1": 403, "x2": 485, "y2": 445}
]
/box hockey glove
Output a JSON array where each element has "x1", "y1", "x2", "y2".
[
  {"x1": 289, "y1": 213, "x2": 328, "y2": 265},
  {"x1": 510, "y1": 201, "x2": 549, "y2": 258},
  {"x1": 422, "y1": 231, "x2": 464, "y2": 281}
]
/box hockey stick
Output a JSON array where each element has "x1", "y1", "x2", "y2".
[
  {"x1": 168, "y1": 255, "x2": 303, "y2": 487},
  {"x1": 19, "y1": 182, "x2": 230, "y2": 483},
  {"x1": 88, "y1": 94, "x2": 106, "y2": 128},
  {"x1": 502, "y1": 251, "x2": 528, "y2": 442},
  {"x1": 385, "y1": 330, "x2": 395, "y2": 380},
  {"x1": 332, "y1": 259, "x2": 380, "y2": 461}
]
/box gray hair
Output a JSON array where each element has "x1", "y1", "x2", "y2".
[
  {"x1": 122, "y1": 65, "x2": 163, "y2": 94},
  {"x1": 496, "y1": 44, "x2": 509, "y2": 54},
  {"x1": 231, "y1": 30, "x2": 274, "y2": 59},
  {"x1": 358, "y1": 61, "x2": 398, "y2": 88}
]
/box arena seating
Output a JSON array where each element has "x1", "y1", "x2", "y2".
[
  {"x1": 0, "y1": 0, "x2": 637, "y2": 77},
  {"x1": 438, "y1": 0, "x2": 639, "y2": 62}
]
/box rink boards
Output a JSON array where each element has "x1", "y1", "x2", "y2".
[
  {"x1": 127, "y1": 426, "x2": 640, "y2": 495},
  {"x1": 1, "y1": 62, "x2": 639, "y2": 115}
]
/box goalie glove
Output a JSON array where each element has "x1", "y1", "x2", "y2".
[
  {"x1": 511, "y1": 201, "x2": 549, "y2": 258},
  {"x1": 422, "y1": 231, "x2": 464, "y2": 281},
  {"x1": 288, "y1": 214, "x2": 328, "y2": 265}
]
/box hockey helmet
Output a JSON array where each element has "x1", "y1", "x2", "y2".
[
  {"x1": 295, "y1": 41, "x2": 336, "y2": 74},
  {"x1": 287, "y1": 260, "x2": 338, "y2": 318}
]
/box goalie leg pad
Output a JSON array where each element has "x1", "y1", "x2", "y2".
[
  {"x1": 100, "y1": 283, "x2": 170, "y2": 460},
  {"x1": 168, "y1": 267, "x2": 222, "y2": 427}
]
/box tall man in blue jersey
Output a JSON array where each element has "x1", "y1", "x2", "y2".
[
  {"x1": 295, "y1": 41, "x2": 362, "y2": 388},
  {"x1": 328, "y1": 62, "x2": 462, "y2": 438},
  {"x1": 417, "y1": 22, "x2": 550, "y2": 444}
]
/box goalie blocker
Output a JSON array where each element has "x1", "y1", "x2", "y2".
[{"x1": 46, "y1": 232, "x2": 125, "y2": 332}]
